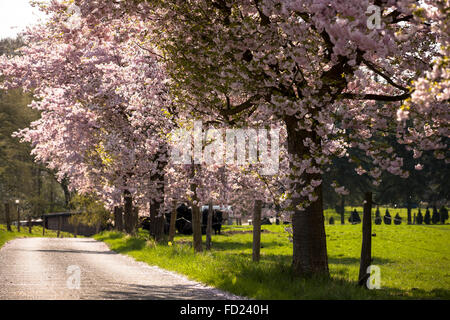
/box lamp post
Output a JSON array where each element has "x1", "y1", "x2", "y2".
[{"x1": 15, "y1": 200, "x2": 20, "y2": 232}]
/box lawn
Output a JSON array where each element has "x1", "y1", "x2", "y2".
[
  {"x1": 0, "y1": 224, "x2": 74, "y2": 248},
  {"x1": 94, "y1": 222, "x2": 450, "y2": 300},
  {"x1": 323, "y1": 206, "x2": 436, "y2": 224}
]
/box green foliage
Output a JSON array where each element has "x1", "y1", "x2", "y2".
[{"x1": 69, "y1": 194, "x2": 111, "y2": 228}]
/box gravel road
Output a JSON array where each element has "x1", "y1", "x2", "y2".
[{"x1": 0, "y1": 237, "x2": 241, "y2": 300}]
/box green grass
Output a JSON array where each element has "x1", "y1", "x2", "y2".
[
  {"x1": 94, "y1": 223, "x2": 450, "y2": 300},
  {"x1": 0, "y1": 224, "x2": 75, "y2": 248}
]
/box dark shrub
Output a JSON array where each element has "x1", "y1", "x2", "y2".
[
  {"x1": 440, "y1": 206, "x2": 448, "y2": 224},
  {"x1": 424, "y1": 208, "x2": 431, "y2": 225},
  {"x1": 348, "y1": 209, "x2": 361, "y2": 224},
  {"x1": 394, "y1": 213, "x2": 402, "y2": 225},
  {"x1": 384, "y1": 208, "x2": 391, "y2": 225},
  {"x1": 431, "y1": 206, "x2": 440, "y2": 224},
  {"x1": 374, "y1": 207, "x2": 382, "y2": 225},
  {"x1": 416, "y1": 208, "x2": 423, "y2": 225}
]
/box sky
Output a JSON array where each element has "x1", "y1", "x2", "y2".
[{"x1": 0, "y1": 0, "x2": 48, "y2": 39}]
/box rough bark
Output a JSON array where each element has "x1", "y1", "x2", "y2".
[
  {"x1": 42, "y1": 217, "x2": 46, "y2": 236},
  {"x1": 285, "y1": 115, "x2": 329, "y2": 277},
  {"x1": 358, "y1": 192, "x2": 373, "y2": 287},
  {"x1": 206, "y1": 202, "x2": 213, "y2": 250},
  {"x1": 60, "y1": 177, "x2": 72, "y2": 209},
  {"x1": 191, "y1": 203, "x2": 203, "y2": 253},
  {"x1": 123, "y1": 190, "x2": 134, "y2": 234},
  {"x1": 190, "y1": 164, "x2": 203, "y2": 253},
  {"x1": 28, "y1": 215, "x2": 32, "y2": 234},
  {"x1": 114, "y1": 206, "x2": 123, "y2": 231},
  {"x1": 252, "y1": 200, "x2": 262, "y2": 262},
  {"x1": 168, "y1": 202, "x2": 177, "y2": 243}
]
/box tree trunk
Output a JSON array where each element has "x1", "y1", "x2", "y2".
[
  {"x1": 206, "y1": 202, "x2": 213, "y2": 250},
  {"x1": 191, "y1": 204, "x2": 203, "y2": 253},
  {"x1": 358, "y1": 192, "x2": 373, "y2": 287},
  {"x1": 60, "y1": 177, "x2": 72, "y2": 209},
  {"x1": 407, "y1": 198, "x2": 412, "y2": 225},
  {"x1": 168, "y1": 202, "x2": 177, "y2": 243},
  {"x1": 4, "y1": 203, "x2": 12, "y2": 232},
  {"x1": 123, "y1": 190, "x2": 134, "y2": 234},
  {"x1": 74, "y1": 223, "x2": 78, "y2": 238},
  {"x1": 133, "y1": 206, "x2": 139, "y2": 233},
  {"x1": 252, "y1": 200, "x2": 262, "y2": 262},
  {"x1": 285, "y1": 115, "x2": 329, "y2": 277},
  {"x1": 340, "y1": 196, "x2": 345, "y2": 225},
  {"x1": 114, "y1": 206, "x2": 123, "y2": 231},
  {"x1": 42, "y1": 217, "x2": 46, "y2": 236},
  {"x1": 49, "y1": 175, "x2": 55, "y2": 213},
  {"x1": 149, "y1": 203, "x2": 156, "y2": 237},
  {"x1": 190, "y1": 164, "x2": 203, "y2": 253}
]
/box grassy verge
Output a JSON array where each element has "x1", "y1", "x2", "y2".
[
  {"x1": 0, "y1": 224, "x2": 75, "y2": 248},
  {"x1": 94, "y1": 223, "x2": 450, "y2": 299}
]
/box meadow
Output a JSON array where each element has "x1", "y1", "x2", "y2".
[{"x1": 94, "y1": 222, "x2": 450, "y2": 300}]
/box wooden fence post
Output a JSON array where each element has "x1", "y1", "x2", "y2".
[
  {"x1": 17, "y1": 205, "x2": 21, "y2": 232},
  {"x1": 28, "y1": 215, "x2": 32, "y2": 234},
  {"x1": 4, "y1": 203, "x2": 12, "y2": 232},
  {"x1": 358, "y1": 192, "x2": 373, "y2": 287},
  {"x1": 57, "y1": 215, "x2": 62, "y2": 238},
  {"x1": 252, "y1": 200, "x2": 262, "y2": 262}
]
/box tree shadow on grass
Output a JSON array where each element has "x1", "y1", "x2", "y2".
[{"x1": 328, "y1": 255, "x2": 393, "y2": 265}]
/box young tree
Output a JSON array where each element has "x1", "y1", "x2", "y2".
[
  {"x1": 384, "y1": 208, "x2": 391, "y2": 225},
  {"x1": 416, "y1": 208, "x2": 423, "y2": 225},
  {"x1": 424, "y1": 208, "x2": 431, "y2": 225}
]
